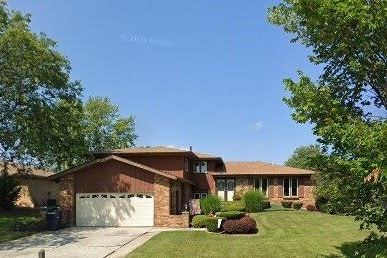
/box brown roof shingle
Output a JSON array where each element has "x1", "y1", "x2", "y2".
[
  {"x1": 0, "y1": 163, "x2": 54, "y2": 178},
  {"x1": 213, "y1": 161, "x2": 315, "y2": 176}
]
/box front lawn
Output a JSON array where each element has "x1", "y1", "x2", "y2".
[
  {"x1": 127, "y1": 210, "x2": 378, "y2": 257},
  {"x1": 0, "y1": 214, "x2": 39, "y2": 244}
]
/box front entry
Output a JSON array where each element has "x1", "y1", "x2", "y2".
[{"x1": 216, "y1": 179, "x2": 235, "y2": 201}]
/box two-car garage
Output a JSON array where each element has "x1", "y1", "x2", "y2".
[{"x1": 75, "y1": 193, "x2": 154, "y2": 227}]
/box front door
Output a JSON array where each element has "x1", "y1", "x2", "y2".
[
  {"x1": 226, "y1": 180, "x2": 235, "y2": 201},
  {"x1": 216, "y1": 179, "x2": 235, "y2": 201},
  {"x1": 217, "y1": 180, "x2": 225, "y2": 201}
]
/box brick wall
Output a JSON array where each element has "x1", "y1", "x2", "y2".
[
  {"x1": 57, "y1": 174, "x2": 75, "y2": 226},
  {"x1": 154, "y1": 174, "x2": 190, "y2": 227},
  {"x1": 15, "y1": 177, "x2": 59, "y2": 208}
]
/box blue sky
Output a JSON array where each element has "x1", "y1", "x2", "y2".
[{"x1": 8, "y1": 1, "x2": 320, "y2": 164}]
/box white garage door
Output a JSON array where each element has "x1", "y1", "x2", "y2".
[{"x1": 76, "y1": 193, "x2": 154, "y2": 227}]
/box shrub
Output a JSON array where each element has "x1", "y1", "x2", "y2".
[
  {"x1": 200, "y1": 195, "x2": 222, "y2": 214},
  {"x1": 293, "y1": 202, "x2": 303, "y2": 210},
  {"x1": 221, "y1": 201, "x2": 246, "y2": 212},
  {"x1": 191, "y1": 215, "x2": 208, "y2": 228},
  {"x1": 262, "y1": 200, "x2": 271, "y2": 210},
  {"x1": 223, "y1": 215, "x2": 257, "y2": 234},
  {"x1": 281, "y1": 201, "x2": 293, "y2": 208},
  {"x1": 10, "y1": 216, "x2": 46, "y2": 232},
  {"x1": 206, "y1": 217, "x2": 226, "y2": 232},
  {"x1": 217, "y1": 211, "x2": 245, "y2": 220},
  {"x1": 306, "y1": 204, "x2": 317, "y2": 211},
  {"x1": 244, "y1": 190, "x2": 264, "y2": 212}
]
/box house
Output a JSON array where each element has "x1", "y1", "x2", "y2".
[
  {"x1": 1, "y1": 164, "x2": 59, "y2": 208},
  {"x1": 48, "y1": 146, "x2": 315, "y2": 228}
]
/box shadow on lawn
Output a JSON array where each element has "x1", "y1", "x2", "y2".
[{"x1": 324, "y1": 236, "x2": 387, "y2": 258}]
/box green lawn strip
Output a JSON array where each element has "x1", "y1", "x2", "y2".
[
  {"x1": 127, "y1": 211, "x2": 369, "y2": 258},
  {"x1": 0, "y1": 214, "x2": 38, "y2": 244}
]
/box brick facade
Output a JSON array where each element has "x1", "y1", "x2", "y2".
[
  {"x1": 154, "y1": 174, "x2": 190, "y2": 227},
  {"x1": 15, "y1": 177, "x2": 59, "y2": 208},
  {"x1": 58, "y1": 174, "x2": 75, "y2": 226}
]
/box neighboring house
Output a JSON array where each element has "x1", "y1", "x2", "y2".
[
  {"x1": 48, "y1": 146, "x2": 315, "y2": 228},
  {"x1": 1, "y1": 165, "x2": 59, "y2": 208}
]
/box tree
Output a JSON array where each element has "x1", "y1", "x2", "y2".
[
  {"x1": 284, "y1": 144, "x2": 323, "y2": 170},
  {"x1": 268, "y1": 0, "x2": 387, "y2": 234},
  {"x1": 0, "y1": 2, "x2": 84, "y2": 172},
  {"x1": 0, "y1": 165, "x2": 20, "y2": 210},
  {"x1": 83, "y1": 97, "x2": 137, "y2": 154}
]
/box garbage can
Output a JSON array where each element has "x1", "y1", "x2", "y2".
[{"x1": 46, "y1": 211, "x2": 61, "y2": 231}]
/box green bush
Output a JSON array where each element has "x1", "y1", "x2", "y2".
[
  {"x1": 281, "y1": 201, "x2": 293, "y2": 208},
  {"x1": 10, "y1": 216, "x2": 46, "y2": 232},
  {"x1": 200, "y1": 195, "x2": 222, "y2": 214},
  {"x1": 221, "y1": 201, "x2": 246, "y2": 212},
  {"x1": 217, "y1": 211, "x2": 245, "y2": 220},
  {"x1": 191, "y1": 215, "x2": 208, "y2": 228},
  {"x1": 206, "y1": 217, "x2": 225, "y2": 232},
  {"x1": 293, "y1": 202, "x2": 303, "y2": 210},
  {"x1": 262, "y1": 200, "x2": 271, "y2": 210},
  {"x1": 244, "y1": 190, "x2": 264, "y2": 212}
]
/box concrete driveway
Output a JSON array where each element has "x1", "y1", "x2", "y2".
[{"x1": 0, "y1": 227, "x2": 154, "y2": 258}]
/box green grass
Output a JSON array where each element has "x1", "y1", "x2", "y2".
[
  {"x1": 0, "y1": 214, "x2": 37, "y2": 243},
  {"x1": 127, "y1": 211, "x2": 381, "y2": 258}
]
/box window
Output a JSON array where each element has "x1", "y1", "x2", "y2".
[
  {"x1": 283, "y1": 178, "x2": 298, "y2": 197},
  {"x1": 194, "y1": 161, "x2": 208, "y2": 173},
  {"x1": 254, "y1": 178, "x2": 268, "y2": 196},
  {"x1": 194, "y1": 193, "x2": 207, "y2": 199}
]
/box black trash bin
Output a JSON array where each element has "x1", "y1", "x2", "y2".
[{"x1": 46, "y1": 211, "x2": 61, "y2": 231}]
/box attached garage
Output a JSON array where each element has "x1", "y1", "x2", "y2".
[{"x1": 76, "y1": 193, "x2": 154, "y2": 227}]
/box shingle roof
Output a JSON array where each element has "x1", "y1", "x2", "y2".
[
  {"x1": 214, "y1": 161, "x2": 315, "y2": 176},
  {"x1": 0, "y1": 163, "x2": 54, "y2": 178}
]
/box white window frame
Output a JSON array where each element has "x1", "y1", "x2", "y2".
[
  {"x1": 254, "y1": 177, "x2": 268, "y2": 197},
  {"x1": 283, "y1": 177, "x2": 298, "y2": 197}
]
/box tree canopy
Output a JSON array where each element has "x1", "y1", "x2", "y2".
[
  {"x1": 268, "y1": 0, "x2": 387, "y2": 234},
  {"x1": 284, "y1": 144, "x2": 323, "y2": 170},
  {"x1": 0, "y1": 2, "x2": 84, "y2": 171}
]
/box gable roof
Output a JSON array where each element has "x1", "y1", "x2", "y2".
[
  {"x1": 0, "y1": 163, "x2": 54, "y2": 178},
  {"x1": 212, "y1": 161, "x2": 315, "y2": 176},
  {"x1": 48, "y1": 155, "x2": 195, "y2": 185}
]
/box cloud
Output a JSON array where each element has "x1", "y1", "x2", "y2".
[{"x1": 253, "y1": 121, "x2": 263, "y2": 131}]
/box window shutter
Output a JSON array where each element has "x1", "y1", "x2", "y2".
[
  {"x1": 298, "y1": 178, "x2": 304, "y2": 198},
  {"x1": 268, "y1": 178, "x2": 274, "y2": 198},
  {"x1": 277, "y1": 177, "x2": 283, "y2": 198}
]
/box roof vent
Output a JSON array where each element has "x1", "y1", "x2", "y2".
[{"x1": 189, "y1": 146, "x2": 193, "y2": 152}]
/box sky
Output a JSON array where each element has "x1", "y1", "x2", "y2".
[{"x1": 8, "y1": 1, "x2": 321, "y2": 164}]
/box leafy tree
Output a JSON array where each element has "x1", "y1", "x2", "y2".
[
  {"x1": 284, "y1": 144, "x2": 323, "y2": 170},
  {"x1": 83, "y1": 97, "x2": 137, "y2": 153},
  {"x1": 0, "y1": 2, "x2": 84, "y2": 171},
  {"x1": 268, "y1": 0, "x2": 387, "y2": 234},
  {"x1": 0, "y1": 165, "x2": 20, "y2": 210}
]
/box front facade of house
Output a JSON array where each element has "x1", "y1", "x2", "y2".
[{"x1": 49, "y1": 147, "x2": 315, "y2": 228}]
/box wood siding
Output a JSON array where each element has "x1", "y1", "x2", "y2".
[{"x1": 75, "y1": 160, "x2": 154, "y2": 193}]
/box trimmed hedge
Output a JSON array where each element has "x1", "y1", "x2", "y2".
[
  {"x1": 200, "y1": 195, "x2": 222, "y2": 214},
  {"x1": 206, "y1": 217, "x2": 226, "y2": 232},
  {"x1": 223, "y1": 215, "x2": 257, "y2": 234},
  {"x1": 221, "y1": 201, "x2": 246, "y2": 212},
  {"x1": 217, "y1": 211, "x2": 245, "y2": 220},
  {"x1": 293, "y1": 202, "x2": 303, "y2": 210},
  {"x1": 244, "y1": 190, "x2": 265, "y2": 212},
  {"x1": 192, "y1": 215, "x2": 208, "y2": 228},
  {"x1": 281, "y1": 201, "x2": 293, "y2": 208},
  {"x1": 10, "y1": 216, "x2": 46, "y2": 232}
]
